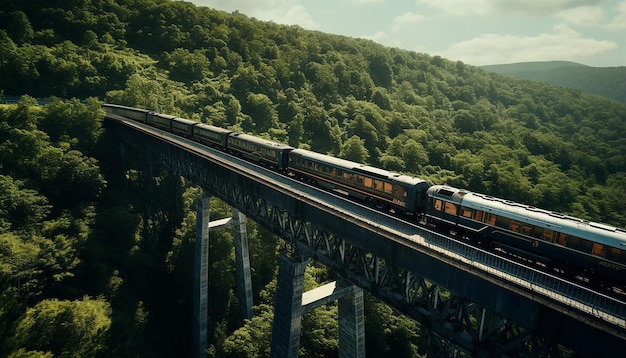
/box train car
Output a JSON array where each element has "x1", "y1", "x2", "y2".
[
  {"x1": 192, "y1": 123, "x2": 232, "y2": 148},
  {"x1": 147, "y1": 112, "x2": 174, "y2": 131},
  {"x1": 102, "y1": 103, "x2": 149, "y2": 123},
  {"x1": 425, "y1": 185, "x2": 626, "y2": 284},
  {"x1": 288, "y1": 148, "x2": 430, "y2": 213},
  {"x1": 227, "y1": 133, "x2": 293, "y2": 170},
  {"x1": 171, "y1": 117, "x2": 197, "y2": 138}
]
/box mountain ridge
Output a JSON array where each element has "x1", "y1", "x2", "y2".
[{"x1": 481, "y1": 61, "x2": 626, "y2": 103}]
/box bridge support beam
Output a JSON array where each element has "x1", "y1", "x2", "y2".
[
  {"x1": 193, "y1": 196, "x2": 211, "y2": 358},
  {"x1": 301, "y1": 280, "x2": 365, "y2": 358},
  {"x1": 232, "y1": 207, "x2": 254, "y2": 320},
  {"x1": 337, "y1": 284, "x2": 365, "y2": 358},
  {"x1": 193, "y1": 200, "x2": 254, "y2": 358},
  {"x1": 270, "y1": 252, "x2": 309, "y2": 358}
]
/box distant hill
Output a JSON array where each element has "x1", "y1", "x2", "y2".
[{"x1": 481, "y1": 61, "x2": 626, "y2": 103}]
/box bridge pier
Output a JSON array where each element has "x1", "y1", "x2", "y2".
[
  {"x1": 193, "y1": 198, "x2": 254, "y2": 358},
  {"x1": 270, "y1": 252, "x2": 309, "y2": 358},
  {"x1": 193, "y1": 196, "x2": 210, "y2": 358},
  {"x1": 271, "y1": 253, "x2": 365, "y2": 357},
  {"x1": 232, "y1": 207, "x2": 254, "y2": 320},
  {"x1": 337, "y1": 283, "x2": 365, "y2": 358}
]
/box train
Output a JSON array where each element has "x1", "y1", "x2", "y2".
[{"x1": 103, "y1": 103, "x2": 626, "y2": 293}]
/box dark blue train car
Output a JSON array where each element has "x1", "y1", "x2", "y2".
[{"x1": 425, "y1": 185, "x2": 626, "y2": 284}]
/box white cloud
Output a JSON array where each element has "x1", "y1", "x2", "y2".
[
  {"x1": 258, "y1": 5, "x2": 320, "y2": 29},
  {"x1": 556, "y1": 6, "x2": 605, "y2": 27},
  {"x1": 606, "y1": 1, "x2": 626, "y2": 30},
  {"x1": 347, "y1": 0, "x2": 383, "y2": 3},
  {"x1": 440, "y1": 23, "x2": 618, "y2": 65},
  {"x1": 416, "y1": 0, "x2": 492, "y2": 16},
  {"x1": 365, "y1": 31, "x2": 389, "y2": 43},
  {"x1": 417, "y1": 0, "x2": 607, "y2": 16},
  {"x1": 195, "y1": 0, "x2": 319, "y2": 29},
  {"x1": 392, "y1": 12, "x2": 425, "y2": 32},
  {"x1": 394, "y1": 12, "x2": 426, "y2": 25}
]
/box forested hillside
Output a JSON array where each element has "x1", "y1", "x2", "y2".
[
  {"x1": 481, "y1": 61, "x2": 626, "y2": 103},
  {"x1": 1, "y1": 0, "x2": 625, "y2": 356}
]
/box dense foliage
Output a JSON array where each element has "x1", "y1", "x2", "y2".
[{"x1": 0, "y1": 0, "x2": 625, "y2": 356}]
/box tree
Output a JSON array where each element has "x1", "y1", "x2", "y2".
[
  {"x1": 340, "y1": 135, "x2": 369, "y2": 163},
  {"x1": 4, "y1": 11, "x2": 34, "y2": 44},
  {"x1": 243, "y1": 93, "x2": 277, "y2": 133},
  {"x1": 164, "y1": 48, "x2": 209, "y2": 82},
  {"x1": 0, "y1": 272, "x2": 25, "y2": 357},
  {"x1": 12, "y1": 297, "x2": 111, "y2": 357}
]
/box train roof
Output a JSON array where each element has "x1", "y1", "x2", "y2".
[
  {"x1": 103, "y1": 103, "x2": 151, "y2": 114},
  {"x1": 428, "y1": 185, "x2": 626, "y2": 248},
  {"x1": 194, "y1": 123, "x2": 233, "y2": 134},
  {"x1": 172, "y1": 116, "x2": 197, "y2": 125},
  {"x1": 228, "y1": 133, "x2": 294, "y2": 150},
  {"x1": 290, "y1": 149, "x2": 428, "y2": 186}
]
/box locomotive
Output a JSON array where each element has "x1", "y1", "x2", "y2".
[{"x1": 103, "y1": 103, "x2": 626, "y2": 292}]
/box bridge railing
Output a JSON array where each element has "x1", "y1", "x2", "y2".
[{"x1": 402, "y1": 222, "x2": 626, "y2": 328}]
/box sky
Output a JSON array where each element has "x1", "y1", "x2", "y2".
[{"x1": 184, "y1": 0, "x2": 626, "y2": 67}]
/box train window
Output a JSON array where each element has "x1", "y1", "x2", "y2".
[
  {"x1": 384, "y1": 183, "x2": 392, "y2": 194},
  {"x1": 556, "y1": 233, "x2": 567, "y2": 246},
  {"x1": 509, "y1": 220, "x2": 521, "y2": 232},
  {"x1": 474, "y1": 210, "x2": 483, "y2": 222},
  {"x1": 461, "y1": 207, "x2": 473, "y2": 218},
  {"x1": 496, "y1": 216, "x2": 510, "y2": 229},
  {"x1": 607, "y1": 248, "x2": 626, "y2": 265},
  {"x1": 374, "y1": 180, "x2": 383, "y2": 190},
  {"x1": 364, "y1": 177, "x2": 372, "y2": 188},
  {"x1": 444, "y1": 202, "x2": 457, "y2": 215},
  {"x1": 484, "y1": 212, "x2": 496, "y2": 225},
  {"x1": 566, "y1": 236, "x2": 594, "y2": 254},
  {"x1": 542, "y1": 229, "x2": 555, "y2": 242},
  {"x1": 592, "y1": 243, "x2": 607, "y2": 258},
  {"x1": 521, "y1": 224, "x2": 533, "y2": 235},
  {"x1": 434, "y1": 199, "x2": 443, "y2": 211}
]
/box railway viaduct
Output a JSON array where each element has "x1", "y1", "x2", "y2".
[{"x1": 105, "y1": 112, "x2": 626, "y2": 357}]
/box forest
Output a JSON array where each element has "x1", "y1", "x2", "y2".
[{"x1": 0, "y1": 0, "x2": 625, "y2": 356}]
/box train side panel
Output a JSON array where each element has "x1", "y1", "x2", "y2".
[
  {"x1": 171, "y1": 117, "x2": 196, "y2": 137},
  {"x1": 193, "y1": 123, "x2": 231, "y2": 148},
  {"x1": 425, "y1": 185, "x2": 626, "y2": 284},
  {"x1": 147, "y1": 113, "x2": 173, "y2": 131},
  {"x1": 103, "y1": 103, "x2": 148, "y2": 123},
  {"x1": 289, "y1": 149, "x2": 429, "y2": 213},
  {"x1": 228, "y1": 133, "x2": 293, "y2": 170}
]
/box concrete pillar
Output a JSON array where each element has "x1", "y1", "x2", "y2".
[
  {"x1": 270, "y1": 253, "x2": 309, "y2": 358},
  {"x1": 338, "y1": 285, "x2": 365, "y2": 358},
  {"x1": 193, "y1": 196, "x2": 211, "y2": 358},
  {"x1": 232, "y1": 207, "x2": 253, "y2": 320}
]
